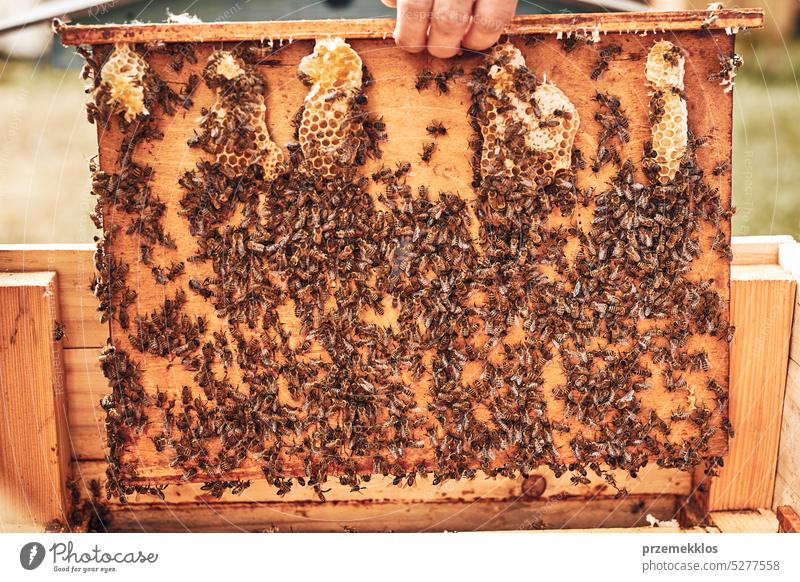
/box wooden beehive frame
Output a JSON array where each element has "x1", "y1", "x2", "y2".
[
  {"x1": 9, "y1": 9, "x2": 785, "y2": 531},
  {"x1": 62, "y1": 9, "x2": 755, "y2": 488}
]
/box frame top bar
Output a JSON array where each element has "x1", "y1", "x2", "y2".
[{"x1": 56, "y1": 10, "x2": 764, "y2": 46}]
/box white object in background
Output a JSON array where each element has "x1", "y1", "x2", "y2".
[{"x1": 0, "y1": 0, "x2": 52, "y2": 59}]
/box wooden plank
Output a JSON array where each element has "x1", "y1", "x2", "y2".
[
  {"x1": 0, "y1": 244, "x2": 105, "y2": 349},
  {"x1": 679, "y1": 466, "x2": 710, "y2": 527},
  {"x1": 0, "y1": 272, "x2": 69, "y2": 532},
  {"x1": 99, "y1": 494, "x2": 679, "y2": 532},
  {"x1": 773, "y1": 241, "x2": 800, "y2": 511},
  {"x1": 55, "y1": 10, "x2": 765, "y2": 46},
  {"x1": 71, "y1": 458, "x2": 690, "y2": 503},
  {"x1": 774, "y1": 360, "x2": 800, "y2": 510},
  {"x1": 684, "y1": 0, "x2": 800, "y2": 40},
  {"x1": 710, "y1": 509, "x2": 779, "y2": 533},
  {"x1": 732, "y1": 235, "x2": 794, "y2": 266},
  {"x1": 776, "y1": 506, "x2": 800, "y2": 533},
  {"x1": 779, "y1": 240, "x2": 800, "y2": 363},
  {"x1": 789, "y1": 303, "x2": 800, "y2": 364},
  {"x1": 63, "y1": 347, "x2": 107, "y2": 461},
  {"x1": 707, "y1": 265, "x2": 796, "y2": 510}
]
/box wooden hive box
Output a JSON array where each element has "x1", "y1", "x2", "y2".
[{"x1": 14, "y1": 8, "x2": 784, "y2": 531}]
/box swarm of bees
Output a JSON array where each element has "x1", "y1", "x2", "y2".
[
  {"x1": 82, "y1": 36, "x2": 733, "y2": 503},
  {"x1": 56, "y1": 478, "x2": 111, "y2": 532},
  {"x1": 415, "y1": 65, "x2": 464, "y2": 93},
  {"x1": 708, "y1": 53, "x2": 744, "y2": 93},
  {"x1": 591, "y1": 44, "x2": 622, "y2": 80},
  {"x1": 592, "y1": 92, "x2": 629, "y2": 172}
]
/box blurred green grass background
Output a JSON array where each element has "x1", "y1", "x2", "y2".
[
  {"x1": 1, "y1": 33, "x2": 798, "y2": 243},
  {"x1": 732, "y1": 38, "x2": 800, "y2": 238}
]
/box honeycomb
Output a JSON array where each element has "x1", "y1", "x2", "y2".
[
  {"x1": 204, "y1": 51, "x2": 283, "y2": 179},
  {"x1": 213, "y1": 52, "x2": 245, "y2": 80},
  {"x1": 479, "y1": 43, "x2": 579, "y2": 182},
  {"x1": 646, "y1": 41, "x2": 685, "y2": 91},
  {"x1": 646, "y1": 41, "x2": 688, "y2": 184},
  {"x1": 98, "y1": 44, "x2": 150, "y2": 123},
  {"x1": 297, "y1": 38, "x2": 363, "y2": 178}
]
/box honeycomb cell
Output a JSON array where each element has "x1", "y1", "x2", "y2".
[
  {"x1": 297, "y1": 38, "x2": 363, "y2": 179},
  {"x1": 98, "y1": 44, "x2": 150, "y2": 123},
  {"x1": 204, "y1": 51, "x2": 283, "y2": 180},
  {"x1": 646, "y1": 41, "x2": 687, "y2": 184},
  {"x1": 478, "y1": 43, "x2": 579, "y2": 183},
  {"x1": 214, "y1": 52, "x2": 245, "y2": 80},
  {"x1": 646, "y1": 41, "x2": 685, "y2": 90}
]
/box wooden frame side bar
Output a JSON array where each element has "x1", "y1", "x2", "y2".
[
  {"x1": 773, "y1": 241, "x2": 800, "y2": 512},
  {"x1": 0, "y1": 272, "x2": 70, "y2": 532},
  {"x1": 705, "y1": 265, "x2": 796, "y2": 511},
  {"x1": 55, "y1": 9, "x2": 764, "y2": 46}
]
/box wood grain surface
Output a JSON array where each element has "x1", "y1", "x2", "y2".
[
  {"x1": 56, "y1": 10, "x2": 764, "y2": 46},
  {"x1": 0, "y1": 272, "x2": 69, "y2": 531},
  {"x1": 707, "y1": 265, "x2": 795, "y2": 510}
]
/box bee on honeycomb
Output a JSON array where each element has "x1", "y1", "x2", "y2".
[
  {"x1": 97, "y1": 44, "x2": 151, "y2": 123},
  {"x1": 199, "y1": 50, "x2": 283, "y2": 181},
  {"x1": 646, "y1": 41, "x2": 688, "y2": 184},
  {"x1": 210, "y1": 51, "x2": 244, "y2": 81},
  {"x1": 297, "y1": 38, "x2": 364, "y2": 179},
  {"x1": 476, "y1": 43, "x2": 580, "y2": 184}
]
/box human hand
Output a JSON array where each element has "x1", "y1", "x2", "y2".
[{"x1": 381, "y1": 0, "x2": 518, "y2": 58}]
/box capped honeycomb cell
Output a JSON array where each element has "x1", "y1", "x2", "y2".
[
  {"x1": 646, "y1": 41, "x2": 688, "y2": 184},
  {"x1": 203, "y1": 51, "x2": 283, "y2": 180},
  {"x1": 478, "y1": 43, "x2": 579, "y2": 183},
  {"x1": 98, "y1": 44, "x2": 150, "y2": 123},
  {"x1": 297, "y1": 38, "x2": 363, "y2": 179},
  {"x1": 646, "y1": 41, "x2": 685, "y2": 90},
  {"x1": 213, "y1": 52, "x2": 245, "y2": 80}
]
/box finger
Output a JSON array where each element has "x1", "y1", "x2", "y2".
[
  {"x1": 462, "y1": 0, "x2": 516, "y2": 52},
  {"x1": 427, "y1": 0, "x2": 474, "y2": 59},
  {"x1": 381, "y1": 0, "x2": 397, "y2": 7},
  {"x1": 394, "y1": 0, "x2": 433, "y2": 53}
]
